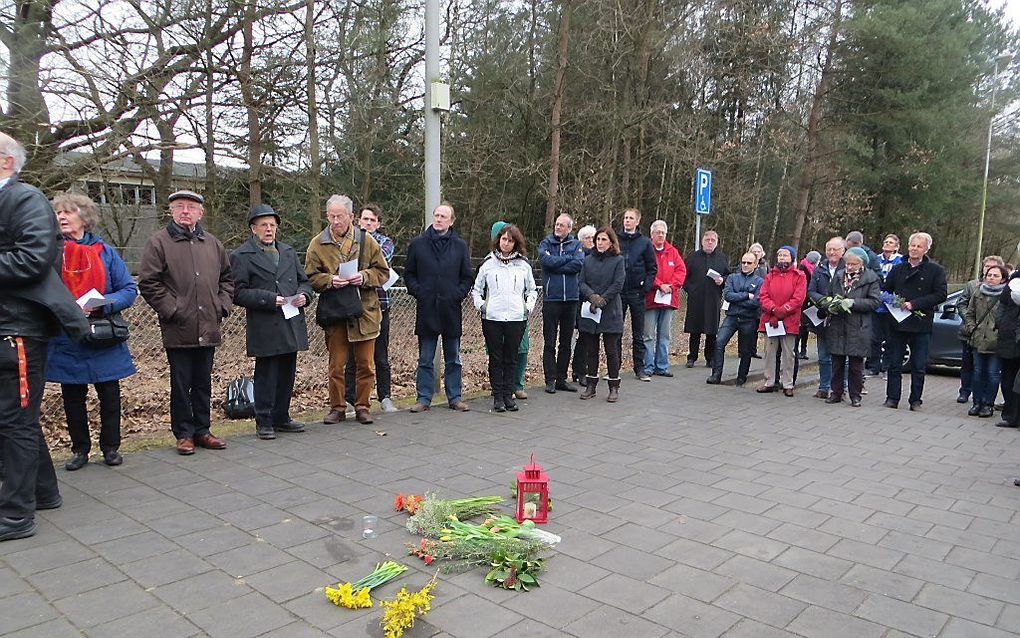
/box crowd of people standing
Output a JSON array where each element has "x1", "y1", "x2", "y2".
[{"x1": 2, "y1": 123, "x2": 1019, "y2": 543}]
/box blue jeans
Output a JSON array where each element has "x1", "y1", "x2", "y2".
[
  {"x1": 816, "y1": 332, "x2": 832, "y2": 393},
  {"x1": 886, "y1": 330, "x2": 931, "y2": 405},
  {"x1": 958, "y1": 341, "x2": 973, "y2": 398},
  {"x1": 415, "y1": 334, "x2": 462, "y2": 405},
  {"x1": 972, "y1": 352, "x2": 1001, "y2": 407},
  {"x1": 642, "y1": 308, "x2": 675, "y2": 374}
]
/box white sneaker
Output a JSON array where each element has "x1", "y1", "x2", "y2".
[{"x1": 380, "y1": 397, "x2": 399, "y2": 413}]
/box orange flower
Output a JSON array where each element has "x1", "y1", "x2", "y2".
[{"x1": 394, "y1": 494, "x2": 405, "y2": 512}]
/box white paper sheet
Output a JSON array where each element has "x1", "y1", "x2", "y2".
[
  {"x1": 804, "y1": 306, "x2": 823, "y2": 327},
  {"x1": 281, "y1": 294, "x2": 304, "y2": 320},
  {"x1": 765, "y1": 322, "x2": 787, "y2": 337},
  {"x1": 706, "y1": 268, "x2": 722, "y2": 280},
  {"x1": 76, "y1": 288, "x2": 111, "y2": 310},
  {"x1": 337, "y1": 258, "x2": 360, "y2": 279},
  {"x1": 885, "y1": 302, "x2": 912, "y2": 323},
  {"x1": 382, "y1": 268, "x2": 400, "y2": 290},
  {"x1": 721, "y1": 300, "x2": 730, "y2": 312},
  {"x1": 654, "y1": 289, "x2": 672, "y2": 305},
  {"x1": 580, "y1": 301, "x2": 602, "y2": 323}
]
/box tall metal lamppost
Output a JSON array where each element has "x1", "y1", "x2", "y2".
[{"x1": 974, "y1": 51, "x2": 1013, "y2": 279}]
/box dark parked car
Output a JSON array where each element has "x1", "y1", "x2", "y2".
[{"x1": 927, "y1": 289, "x2": 965, "y2": 368}]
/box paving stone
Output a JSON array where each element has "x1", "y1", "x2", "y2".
[
  {"x1": 423, "y1": 592, "x2": 524, "y2": 637},
  {"x1": 53, "y1": 580, "x2": 160, "y2": 628},
  {"x1": 187, "y1": 591, "x2": 295, "y2": 638},
  {"x1": 581, "y1": 573, "x2": 671, "y2": 613},
  {"x1": 244, "y1": 560, "x2": 334, "y2": 603},
  {"x1": 839, "y1": 563, "x2": 925, "y2": 601},
  {"x1": 643, "y1": 593, "x2": 740, "y2": 638},
  {"x1": 854, "y1": 594, "x2": 948, "y2": 637},
  {"x1": 772, "y1": 547, "x2": 853, "y2": 580},
  {"x1": 259, "y1": 621, "x2": 334, "y2": 638},
  {"x1": 646, "y1": 561, "x2": 736, "y2": 603},
  {"x1": 0, "y1": 591, "x2": 58, "y2": 634},
  {"x1": 253, "y1": 518, "x2": 330, "y2": 548},
  {"x1": 711, "y1": 530, "x2": 788, "y2": 562},
  {"x1": 714, "y1": 555, "x2": 797, "y2": 592},
  {"x1": 152, "y1": 569, "x2": 251, "y2": 612},
  {"x1": 540, "y1": 553, "x2": 611, "y2": 591},
  {"x1": 121, "y1": 549, "x2": 214, "y2": 588},
  {"x1": 4, "y1": 539, "x2": 95, "y2": 575},
  {"x1": 914, "y1": 583, "x2": 1004, "y2": 626},
  {"x1": 939, "y1": 618, "x2": 1018, "y2": 638},
  {"x1": 82, "y1": 605, "x2": 200, "y2": 638},
  {"x1": 711, "y1": 510, "x2": 782, "y2": 536},
  {"x1": 561, "y1": 606, "x2": 670, "y2": 638},
  {"x1": 26, "y1": 555, "x2": 125, "y2": 598},
  {"x1": 720, "y1": 618, "x2": 800, "y2": 637},
  {"x1": 178, "y1": 523, "x2": 254, "y2": 556},
  {"x1": 0, "y1": 566, "x2": 33, "y2": 598},
  {"x1": 787, "y1": 605, "x2": 886, "y2": 638},
  {"x1": 591, "y1": 545, "x2": 676, "y2": 581},
  {"x1": 4, "y1": 617, "x2": 82, "y2": 638},
  {"x1": 713, "y1": 583, "x2": 806, "y2": 628},
  {"x1": 205, "y1": 542, "x2": 294, "y2": 578},
  {"x1": 654, "y1": 537, "x2": 734, "y2": 571},
  {"x1": 779, "y1": 574, "x2": 868, "y2": 614},
  {"x1": 826, "y1": 538, "x2": 905, "y2": 570},
  {"x1": 501, "y1": 583, "x2": 599, "y2": 629},
  {"x1": 217, "y1": 503, "x2": 290, "y2": 531},
  {"x1": 601, "y1": 522, "x2": 677, "y2": 552},
  {"x1": 968, "y1": 573, "x2": 1020, "y2": 606},
  {"x1": 945, "y1": 546, "x2": 1020, "y2": 579},
  {"x1": 765, "y1": 522, "x2": 839, "y2": 553},
  {"x1": 490, "y1": 619, "x2": 569, "y2": 638},
  {"x1": 893, "y1": 554, "x2": 975, "y2": 591}
]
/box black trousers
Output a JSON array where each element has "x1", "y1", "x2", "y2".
[
  {"x1": 571, "y1": 330, "x2": 587, "y2": 382},
  {"x1": 345, "y1": 309, "x2": 392, "y2": 403},
  {"x1": 867, "y1": 312, "x2": 892, "y2": 373},
  {"x1": 1001, "y1": 357, "x2": 1020, "y2": 426},
  {"x1": 583, "y1": 332, "x2": 622, "y2": 379},
  {"x1": 830, "y1": 355, "x2": 865, "y2": 401},
  {"x1": 166, "y1": 347, "x2": 216, "y2": 441},
  {"x1": 688, "y1": 332, "x2": 717, "y2": 364},
  {"x1": 254, "y1": 352, "x2": 297, "y2": 427},
  {"x1": 481, "y1": 319, "x2": 526, "y2": 398},
  {"x1": 620, "y1": 291, "x2": 646, "y2": 373},
  {"x1": 62, "y1": 380, "x2": 121, "y2": 455},
  {"x1": 0, "y1": 337, "x2": 58, "y2": 518},
  {"x1": 542, "y1": 301, "x2": 577, "y2": 383}
]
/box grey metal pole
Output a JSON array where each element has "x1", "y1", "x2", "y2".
[
  {"x1": 974, "y1": 53, "x2": 1012, "y2": 279},
  {"x1": 695, "y1": 215, "x2": 701, "y2": 253},
  {"x1": 424, "y1": 0, "x2": 442, "y2": 397}
]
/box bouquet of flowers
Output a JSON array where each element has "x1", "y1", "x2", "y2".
[
  {"x1": 816, "y1": 295, "x2": 854, "y2": 315},
  {"x1": 893, "y1": 294, "x2": 926, "y2": 318},
  {"x1": 380, "y1": 573, "x2": 438, "y2": 638},
  {"x1": 404, "y1": 493, "x2": 503, "y2": 537},
  {"x1": 406, "y1": 534, "x2": 547, "y2": 572},
  {"x1": 324, "y1": 561, "x2": 408, "y2": 609}
]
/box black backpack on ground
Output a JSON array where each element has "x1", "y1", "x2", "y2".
[{"x1": 224, "y1": 376, "x2": 256, "y2": 419}]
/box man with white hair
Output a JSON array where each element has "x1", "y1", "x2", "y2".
[
  {"x1": 0, "y1": 131, "x2": 89, "y2": 541},
  {"x1": 881, "y1": 232, "x2": 947, "y2": 410},
  {"x1": 642, "y1": 220, "x2": 686, "y2": 377},
  {"x1": 807, "y1": 236, "x2": 847, "y2": 399},
  {"x1": 539, "y1": 213, "x2": 584, "y2": 393}
]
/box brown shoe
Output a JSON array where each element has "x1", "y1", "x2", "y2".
[
  {"x1": 194, "y1": 433, "x2": 226, "y2": 450},
  {"x1": 448, "y1": 400, "x2": 470, "y2": 412},
  {"x1": 409, "y1": 402, "x2": 430, "y2": 413},
  {"x1": 756, "y1": 385, "x2": 775, "y2": 393},
  {"x1": 514, "y1": 390, "x2": 528, "y2": 400},
  {"x1": 355, "y1": 409, "x2": 374, "y2": 424},
  {"x1": 176, "y1": 438, "x2": 195, "y2": 455},
  {"x1": 783, "y1": 388, "x2": 795, "y2": 397},
  {"x1": 323, "y1": 409, "x2": 345, "y2": 424},
  {"x1": 813, "y1": 390, "x2": 828, "y2": 399}
]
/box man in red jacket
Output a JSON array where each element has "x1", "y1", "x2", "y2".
[
  {"x1": 757, "y1": 246, "x2": 806, "y2": 396},
  {"x1": 642, "y1": 220, "x2": 686, "y2": 377}
]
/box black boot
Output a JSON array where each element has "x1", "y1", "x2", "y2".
[
  {"x1": 493, "y1": 396, "x2": 506, "y2": 413},
  {"x1": 504, "y1": 393, "x2": 519, "y2": 412},
  {"x1": 968, "y1": 403, "x2": 981, "y2": 417},
  {"x1": 607, "y1": 378, "x2": 620, "y2": 403},
  {"x1": 580, "y1": 376, "x2": 598, "y2": 400}
]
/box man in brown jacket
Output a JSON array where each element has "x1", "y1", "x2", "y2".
[
  {"x1": 139, "y1": 190, "x2": 234, "y2": 455},
  {"x1": 305, "y1": 194, "x2": 389, "y2": 425}
]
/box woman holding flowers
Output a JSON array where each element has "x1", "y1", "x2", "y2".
[
  {"x1": 472, "y1": 223, "x2": 537, "y2": 413},
  {"x1": 961, "y1": 263, "x2": 1009, "y2": 418},
  {"x1": 821, "y1": 247, "x2": 881, "y2": 407},
  {"x1": 578, "y1": 227, "x2": 626, "y2": 402}
]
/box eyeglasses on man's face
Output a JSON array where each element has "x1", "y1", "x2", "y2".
[{"x1": 740, "y1": 260, "x2": 755, "y2": 264}]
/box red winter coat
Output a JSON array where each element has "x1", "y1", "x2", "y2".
[
  {"x1": 758, "y1": 266, "x2": 806, "y2": 334},
  {"x1": 644, "y1": 241, "x2": 687, "y2": 310}
]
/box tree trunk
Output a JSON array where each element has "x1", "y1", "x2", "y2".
[
  {"x1": 239, "y1": 9, "x2": 262, "y2": 207},
  {"x1": 306, "y1": 0, "x2": 322, "y2": 234},
  {"x1": 545, "y1": 0, "x2": 571, "y2": 228},
  {"x1": 790, "y1": 0, "x2": 842, "y2": 250}
]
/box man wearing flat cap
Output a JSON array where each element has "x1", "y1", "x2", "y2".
[
  {"x1": 230, "y1": 204, "x2": 313, "y2": 440},
  {"x1": 139, "y1": 190, "x2": 234, "y2": 455}
]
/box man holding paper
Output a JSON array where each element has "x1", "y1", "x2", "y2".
[
  {"x1": 881, "y1": 232, "x2": 947, "y2": 411},
  {"x1": 757, "y1": 246, "x2": 806, "y2": 396},
  {"x1": 305, "y1": 195, "x2": 390, "y2": 425},
  {"x1": 682, "y1": 230, "x2": 729, "y2": 367},
  {"x1": 230, "y1": 204, "x2": 313, "y2": 440},
  {"x1": 642, "y1": 220, "x2": 686, "y2": 378},
  {"x1": 344, "y1": 204, "x2": 398, "y2": 413}
]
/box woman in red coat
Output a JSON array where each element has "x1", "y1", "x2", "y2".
[{"x1": 757, "y1": 246, "x2": 806, "y2": 396}]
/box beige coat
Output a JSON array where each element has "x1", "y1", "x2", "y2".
[{"x1": 304, "y1": 225, "x2": 389, "y2": 341}]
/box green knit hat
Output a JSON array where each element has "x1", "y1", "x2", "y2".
[
  {"x1": 490, "y1": 221, "x2": 508, "y2": 241},
  {"x1": 846, "y1": 246, "x2": 869, "y2": 264}
]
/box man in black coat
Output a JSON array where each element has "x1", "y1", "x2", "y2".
[
  {"x1": 404, "y1": 203, "x2": 474, "y2": 412},
  {"x1": 230, "y1": 204, "x2": 314, "y2": 440},
  {"x1": 0, "y1": 132, "x2": 89, "y2": 542},
  {"x1": 683, "y1": 230, "x2": 729, "y2": 367},
  {"x1": 882, "y1": 232, "x2": 948, "y2": 411},
  {"x1": 617, "y1": 208, "x2": 657, "y2": 381}
]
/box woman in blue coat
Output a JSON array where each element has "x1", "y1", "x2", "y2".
[{"x1": 46, "y1": 194, "x2": 137, "y2": 470}]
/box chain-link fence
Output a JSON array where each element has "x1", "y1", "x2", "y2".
[{"x1": 40, "y1": 289, "x2": 696, "y2": 450}]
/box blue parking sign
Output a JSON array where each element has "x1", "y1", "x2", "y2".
[{"x1": 694, "y1": 168, "x2": 712, "y2": 215}]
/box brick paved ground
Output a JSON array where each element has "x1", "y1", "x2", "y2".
[{"x1": 2, "y1": 361, "x2": 1019, "y2": 638}]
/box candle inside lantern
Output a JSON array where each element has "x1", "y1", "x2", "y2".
[{"x1": 523, "y1": 502, "x2": 537, "y2": 519}]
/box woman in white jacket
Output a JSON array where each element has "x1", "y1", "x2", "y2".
[{"x1": 472, "y1": 223, "x2": 537, "y2": 412}]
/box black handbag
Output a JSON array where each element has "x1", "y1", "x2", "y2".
[
  {"x1": 224, "y1": 376, "x2": 256, "y2": 419},
  {"x1": 84, "y1": 311, "x2": 130, "y2": 346},
  {"x1": 315, "y1": 229, "x2": 365, "y2": 327}
]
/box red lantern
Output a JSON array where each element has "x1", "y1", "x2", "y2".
[{"x1": 515, "y1": 453, "x2": 549, "y2": 524}]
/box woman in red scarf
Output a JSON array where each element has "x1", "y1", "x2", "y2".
[{"x1": 46, "y1": 194, "x2": 137, "y2": 470}]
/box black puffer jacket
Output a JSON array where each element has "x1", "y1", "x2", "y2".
[
  {"x1": 617, "y1": 229, "x2": 657, "y2": 294},
  {"x1": 0, "y1": 177, "x2": 89, "y2": 340},
  {"x1": 996, "y1": 271, "x2": 1020, "y2": 360}
]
